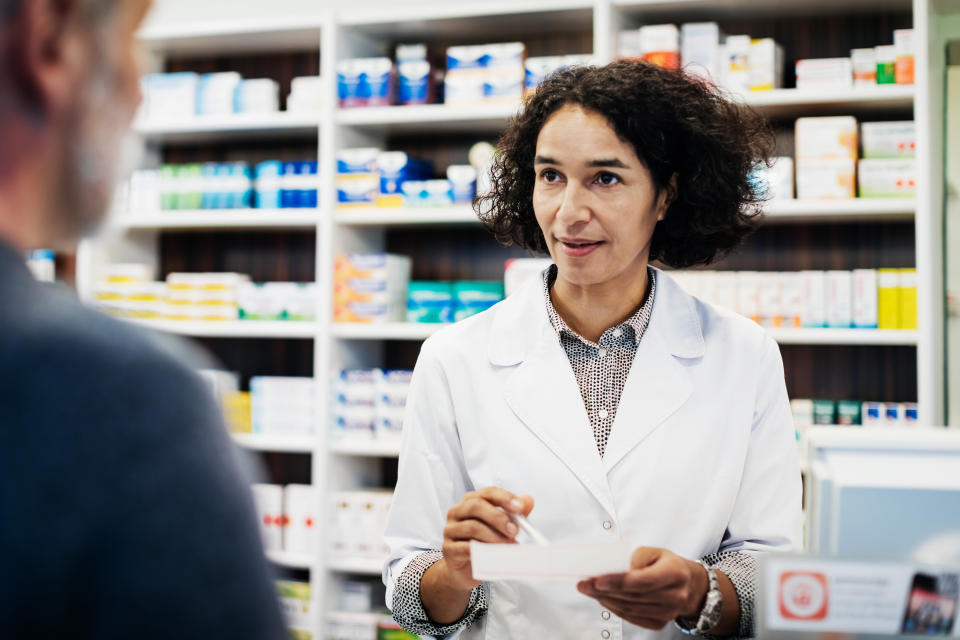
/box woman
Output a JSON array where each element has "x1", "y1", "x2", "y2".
[{"x1": 383, "y1": 60, "x2": 802, "y2": 639}]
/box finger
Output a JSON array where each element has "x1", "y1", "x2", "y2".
[
  {"x1": 620, "y1": 562, "x2": 687, "y2": 592},
  {"x1": 630, "y1": 546, "x2": 662, "y2": 570},
  {"x1": 517, "y1": 494, "x2": 535, "y2": 516},
  {"x1": 476, "y1": 486, "x2": 529, "y2": 514},
  {"x1": 450, "y1": 495, "x2": 520, "y2": 539},
  {"x1": 445, "y1": 518, "x2": 517, "y2": 544}
]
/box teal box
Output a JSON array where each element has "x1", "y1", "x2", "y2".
[
  {"x1": 452, "y1": 281, "x2": 505, "y2": 322},
  {"x1": 407, "y1": 281, "x2": 454, "y2": 323}
]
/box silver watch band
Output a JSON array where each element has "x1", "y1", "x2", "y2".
[{"x1": 676, "y1": 560, "x2": 723, "y2": 636}]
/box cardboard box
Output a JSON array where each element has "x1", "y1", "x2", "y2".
[
  {"x1": 681, "y1": 22, "x2": 722, "y2": 83},
  {"x1": 795, "y1": 58, "x2": 853, "y2": 90},
  {"x1": 857, "y1": 158, "x2": 916, "y2": 198},
  {"x1": 722, "y1": 35, "x2": 752, "y2": 94},
  {"x1": 851, "y1": 48, "x2": 877, "y2": 86},
  {"x1": 826, "y1": 270, "x2": 853, "y2": 328},
  {"x1": 640, "y1": 24, "x2": 680, "y2": 69},
  {"x1": 877, "y1": 268, "x2": 900, "y2": 329},
  {"x1": 852, "y1": 269, "x2": 878, "y2": 329},
  {"x1": 796, "y1": 158, "x2": 856, "y2": 199},
  {"x1": 795, "y1": 116, "x2": 858, "y2": 160},
  {"x1": 749, "y1": 38, "x2": 783, "y2": 91},
  {"x1": 800, "y1": 271, "x2": 827, "y2": 328},
  {"x1": 894, "y1": 29, "x2": 914, "y2": 85},
  {"x1": 861, "y1": 121, "x2": 915, "y2": 159},
  {"x1": 899, "y1": 268, "x2": 918, "y2": 329}
]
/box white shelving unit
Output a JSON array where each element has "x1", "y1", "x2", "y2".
[
  {"x1": 111, "y1": 209, "x2": 320, "y2": 231},
  {"x1": 75, "y1": 1, "x2": 950, "y2": 637},
  {"x1": 232, "y1": 433, "x2": 318, "y2": 453},
  {"x1": 130, "y1": 319, "x2": 319, "y2": 339}
]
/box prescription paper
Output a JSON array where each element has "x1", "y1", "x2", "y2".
[{"x1": 470, "y1": 540, "x2": 632, "y2": 581}]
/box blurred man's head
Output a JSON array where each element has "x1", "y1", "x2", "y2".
[{"x1": 0, "y1": 0, "x2": 150, "y2": 251}]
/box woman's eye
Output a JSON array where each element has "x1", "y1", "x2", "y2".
[
  {"x1": 596, "y1": 172, "x2": 620, "y2": 186},
  {"x1": 541, "y1": 169, "x2": 561, "y2": 182}
]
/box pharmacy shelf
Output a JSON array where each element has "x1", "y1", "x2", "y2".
[
  {"x1": 741, "y1": 85, "x2": 915, "y2": 120},
  {"x1": 332, "y1": 323, "x2": 442, "y2": 341},
  {"x1": 335, "y1": 85, "x2": 913, "y2": 136},
  {"x1": 333, "y1": 206, "x2": 479, "y2": 226},
  {"x1": 131, "y1": 319, "x2": 319, "y2": 339},
  {"x1": 138, "y1": 17, "x2": 323, "y2": 55},
  {"x1": 333, "y1": 322, "x2": 918, "y2": 346},
  {"x1": 613, "y1": 0, "x2": 910, "y2": 19},
  {"x1": 337, "y1": 103, "x2": 519, "y2": 135},
  {"x1": 111, "y1": 209, "x2": 320, "y2": 231},
  {"x1": 328, "y1": 440, "x2": 402, "y2": 458},
  {"x1": 266, "y1": 550, "x2": 316, "y2": 570},
  {"x1": 134, "y1": 112, "x2": 320, "y2": 144},
  {"x1": 232, "y1": 433, "x2": 317, "y2": 453},
  {"x1": 326, "y1": 556, "x2": 387, "y2": 576},
  {"x1": 762, "y1": 199, "x2": 916, "y2": 224},
  {"x1": 769, "y1": 328, "x2": 919, "y2": 346}
]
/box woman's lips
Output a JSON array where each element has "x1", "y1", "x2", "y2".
[{"x1": 559, "y1": 239, "x2": 604, "y2": 257}]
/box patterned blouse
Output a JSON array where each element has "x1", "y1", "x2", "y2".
[{"x1": 390, "y1": 266, "x2": 757, "y2": 638}]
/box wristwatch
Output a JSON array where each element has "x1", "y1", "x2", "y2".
[{"x1": 676, "y1": 560, "x2": 723, "y2": 636}]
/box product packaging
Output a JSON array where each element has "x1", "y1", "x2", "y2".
[
  {"x1": 749, "y1": 38, "x2": 783, "y2": 91},
  {"x1": 735, "y1": 271, "x2": 761, "y2": 323},
  {"x1": 877, "y1": 268, "x2": 901, "y2": 329},
  {"x1": 851, "y1": 48, "x2": 877, "y2": 86},
  {"x1": 857, "y1": 158, "x2": 916, "y2": 198},
  {"x1": 796, "y1": 158, "x2": 856, "y2": 199},
  {"x1": 779, "y1": 272, "x2": 803, "y2": 328},
  {"x1": 401, "y1": 180, "x2": 454, "y2": 207},
  {"x1": 852, "y1": 269, "x2": 878, "y2": 329},
  {"x1": 825, "y1": 270, "x2": 853, "y2": 328},
  {"x1": 396, "y1": 44, "x2": 432, "y2": 105},
  {"x1": 504, "y1": 258, "x2": 554, "y2": 297},
  {"x1": 894, "y1": 29, "x2": 915, "y2": 85},
  {"x1": 722, "y1": 35, "x2": 752, "y2": 94},
  {"x1": 252, "y1": 484, "x2": 284, "y2": 551},
  {"x1": 337, "y1": 58, "x2": 393, "y2": 108},
  {"x1": 255, "y1": 161, "x2": 284, "y2": 209},
  {"x1": 235, "y1": 78, "x2": 279, "y2": 113},
  {"x1": 639, "y1": 24, "x2": 681, "y2": 70},
  {"x1": 860, "y1": 121, "x2": 916, "y2": 159},
  {"x1": 375, "y1": 370, "x2": 412, "y2": 442},
  {"x1": 795, "y1": 58, "x2": 853, "y2": 90},
  {"x1": 333, "y1": 253, "x2": 411, "y2": 323},
  {"x1": 899, "y1": 268, "x2": 918, "y2": 330},
  {"x1": 251, "y1": 376, "x2": 315, "y2": 435},
  {"x1": 287, "y1": 76, "x2": 324, "y2": 113},
  {"x1": 283, "y1": 484, "x2": 319, "y2": 555},
  {"x1": 757, "y1": 272, "x2": 782, "y2": 328},
  {"x1": 196, "y1": 72, "x2": 242, "y2": 115},
  {"x1": 680, "y1": 23, "x2": 722, "y2": 83},
  {"x1": 452, "y1": 281, "x2": 505, "y2": 321},
  {"x1": 795, "y1": 116, "x2": 859, "y2": 160},
  {"x1": 875, "y1": 45, "x2": 896, "y2": 84},
  {"x1": 862, "y1": 401, "x2": 885, "y2": 427},
  {"x1": 836, "y1": 400, "x2": 862, "y2": 425},
  {"x1": 812, "y1": 399, "x2": 837, "y2": 425},
  {"x1": 447, "y1": 165, "x2": 478, "y2": 203},
  {"x1": 407, "y1": 281, "x2": 454, "y2": 323}
]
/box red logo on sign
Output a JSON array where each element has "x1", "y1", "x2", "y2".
[{"x1": 779, "y1": 572, "x2": 829, "y2": 621}]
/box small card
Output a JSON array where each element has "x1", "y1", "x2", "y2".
[{"x1": 470, "y1": 540, "x2": 632, "y2": 581}]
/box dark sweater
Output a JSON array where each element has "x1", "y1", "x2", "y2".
[{"x1": 0, "y1": 240, "x2": 287, "y2": 639}]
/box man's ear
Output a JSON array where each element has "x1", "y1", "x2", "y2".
[{"x1": 4, "y1": 0, "x2": 84, "y2": 122}]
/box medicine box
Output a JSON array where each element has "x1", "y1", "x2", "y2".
[
  {"x1": 680, "y1": 23, "x2": 722, "y2": 83},
  {"x1": 235, "y1": 78, "x2": 279, "y2": 114},
  {"x1": 402, "y1": 180, "x2": 454, "y2": 207},
  {"x1": 825, "y1": 270, "x2": 853, "y2": 328},
  {"x1": 796, "y1": 158, "x2": 856, "y2": 199},
  {"x1": 795, "y1": 58, "x2": 853, "y2": 90},
  {"x1": 377, "y1": 152, "x2": 432, "y2": 207},
  {"x1": 851, "y1": 48, "x2": 877, "y2": 86},
  {"x1": 639, "y1": 24, "x2": 681, "y2": 70},
  {"x1": 875, "y1": 45, "x2": 896, "y2": 84},
  {"x1": 748, "y1": 38, "x2": 783, "y2": 91},
  {"x1": 857, "y1": 158, "x2": 916, "y2": 198},
  {"x1": 852, "y1": 269, "x2": 878, "y2": 329},
  {"x1": 860, "y1": 121, "x2": 915, "y2": 159},
  {"x1": 751, "y1": 156, "x2": 794, "y2": 200},
  {"x1": 894, "y1": 29, "x2": 915, "y2": 85},
  {"x1": 452, "y1": 281, "x2": 505, "y2": 321},
  {"x1": 899, "y1": 268, "x2": 918, "y2": 330},
  {"x1": 337, "y1": 58, "x2": 393, "y2": 108},
  {"x1": 447, "y1": 165, "x2": 478, "y2": 203},
  {"x1": 407, "y1": 281, "x2": 454, "y2": 323},
  {"x1": 283, "y1": 485, "x2": 319, "y2": 555},
  {"x1": 196, "y1": 72, "x2": 241, "y2": 116},
  {"x1": 722, "y1": 35, "x2": 752, "y2": 94},
  {"x1": 504, "y1": 258, "x2": 554, "y2": 297},
  {"x1": 800, "y1": 271, "x2": 827, "y2": 328},
  {"x1": 795, "y1": 116, "x2": 858, "y2": 160},
  {"x1": 252, "y1": 484, "x2": 283, "y2": 551},
  {"x1": 877, "y1": 268, "x2": 900, "y2": 329}
]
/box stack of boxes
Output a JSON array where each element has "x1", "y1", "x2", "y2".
[
  {"x1": 336, "y1": 58, "x2": 394, "y2": 108},
  {"x1": 250, "y1": 376, "x2": 316, "y2": 437},
  {"x1": 119, "y1": 159, "x2": 318, "y2": 213},
  {"x1": 796, "y1": 29, "x2": 914, "y2": 89},
  {"x1": 331, "y1": 369, "x2": 413, "y2": 445},
  {"x1": 328, "y1": 490, "x2": 393, "y2": 563},
  {"x1": 669, "y1": 268, "x2": 917, "y2": 330},
  {"x1": 277, "y1": 581, "x2": 314, "y2": 640},
  {"x1": 524, "y1": 55, "x2": 593, "y2": 96},
  {"x1": 858, "y1": 121, "x2": 916, "y2": 198},
  {"x1": 396, "y1": 44, "x2": 433, "y2": 105},
  {"x1": 792, "y1": 398, "x2": 920, "y2": 428},
  {"x1": 251, "y1": 483, "x2": 320, "y2": 554},
  {"x1": 444, "y1": 42, "x2": 526, "y2": 105},
  {"x1": 238, "y1": 282, "x2": 318, "y2": 321},
  {"x1": 406, "y1": 282, "x2": 505, "y2": 323},
  {"x1": 139, "y1": 71, "x2": 284, "y2": 122},
  {"x1": 163, "y1": 272, "x2": 247, "y2": 321},
  {"x1": 333, "y1": 254, "x2": 412, "y2": 323},
  {"x1": 795, "y1": 116, "x2": 858, "y2": 200}
]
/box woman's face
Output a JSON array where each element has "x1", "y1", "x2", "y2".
[{"x1": 532, "y1": 104, "x2": 670, "y2": 289}]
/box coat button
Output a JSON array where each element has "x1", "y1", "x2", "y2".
[
  {"x1": 602, "y1": 520, "x2": 613, "y2": 530},
  {"x1": 601, "y1": 631, "x2": 611, "y2": 639},
  {"x1": 598, "y1": 348, "x2": 607, "y2": 358},
  {"x1": 613, "y1": 328, "x2": 622, "y2": 338},
  {"x1": 601, "y1": 611, "x2": 611, "y2": 620},
  {"x1": 598, "y1": 408, "x2": 609, "y2": 420}
]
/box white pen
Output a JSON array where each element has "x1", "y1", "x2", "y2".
[{"x1": 509, "y1": 512, "x2": 551, "y2": 545}]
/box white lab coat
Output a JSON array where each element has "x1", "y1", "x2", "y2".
[{"x1": 384, "y1": 267, "x2": 802, "y2": 640}]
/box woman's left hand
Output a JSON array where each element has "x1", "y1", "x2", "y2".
[{"x1": 577, "y1": 546, "x2": 707, "y2": 630}]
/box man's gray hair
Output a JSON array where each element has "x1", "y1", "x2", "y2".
[{"x1": 1, "y1": 0, "x2": 118, "y2": 27}]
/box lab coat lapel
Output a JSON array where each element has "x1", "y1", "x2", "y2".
[
  {"x1": 602, "y1": 269, "x2": 704, "y2": 474},
  {"x1": 490, "y1": 274, "x2": 617, "y2": 517}
]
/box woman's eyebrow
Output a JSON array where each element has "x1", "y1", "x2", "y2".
[
  {"x1": 586, "y1": 158, "x2": 628, "y2": 168},
  {"x1": 534, "y1": 155, "x2": 559, "y2": 165}
]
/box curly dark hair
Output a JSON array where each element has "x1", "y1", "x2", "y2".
[{"x1": 475, "y1": 60, "x2": 775, "y2": 268}]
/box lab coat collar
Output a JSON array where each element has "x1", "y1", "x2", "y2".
[
  {"x1": 489, "y1": 266, "x2": 704, "y2": 512},
  {"x1": 487, "y1": 266, "x2": 705, "y2": 367}
]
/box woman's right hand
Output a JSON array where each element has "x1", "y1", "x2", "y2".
[{"x1": 439, "y1": 487, "x2": 535, "y2": 591}]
